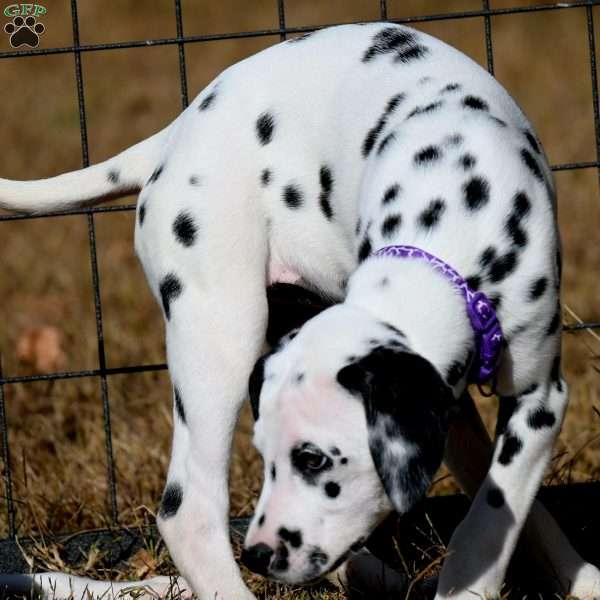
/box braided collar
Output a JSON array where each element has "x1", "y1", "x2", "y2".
[{"x1": 374, "y1": 245, "x2": 504, "y2": 383}]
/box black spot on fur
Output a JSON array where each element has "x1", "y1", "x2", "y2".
[
  {"x1": 283, "y1": 184, "x2": 303, "y2": 209},
  {"x1": 381, "y1": 214, "x2": 402, "y2": 238},
  {"x1": 258, "y1": 514, "x2": 265, "y2": 526},
  {"x1": 524, "y1": 130, "x2": 540, "y2": 153},
  {"x1": 256, "y1": 112, "x2": 275, "y2": 145},
  {"x1": 480, "y1": 246, "x2": 496, "y2": 268},
  {"x1": 362, "y1": 92, "x2": 405, "y2": 157},
  {"x1": 441, "y1": 83, "x2": 461, "y2": 94},
  {"x1": 414, "y1": 145, "x2": 442, "y2": 166},
  {"x1": 514, "y1": 192, "x2": 531, "y2": 218},
  {"x1": 498, "y1": 430, "x2": 523, "y2": 466},
  {"x1": 406, "y1": 101, "x2": 443, "y2": 120},
  {"x1": 418, "y1": 198, "x2": 445, "y2": 229},
  {"x1": 463, "y1": 95, "x2": 489, "y2": 111},
  {"x1": 173, "y1": 212, "x2": 198, "y2": 247},
  {"x1": 325, "y1": 481, "x2": 340, "y2": 498},
  {"x1": 160, "y1": 482, "x2": 183, "y2": 518},
  {"x1": 358, "y1": 236, "x2": 372, "y2": 262},
  {"x1": 505, "y1": 198, "x2": 529, "y2": 247},
  {"x1": 459, "y1": 154, "x2": 477, "y2": 170},
  {"x1": 382, "y1": 184, "x2": 401, "y2": 206},
  {"x1": 279, "y1": 527, "x2": 302, "y2": 548},
  {"x1": 271, "y1": 463, "x2": 276, "y2": 481},
  {"x1": 521, "y1": 148, "x2": 543, "y2": 181},
  {"x1": 159, "y1": 274, "x2": 183, "y2": 320},
  {"x1": 396, "y1": 44, "x2": 429, "y2": 63},
  {"x1": 379, "y1": 276, "x2": 390, "y2": 288},
  {"x1": 522, "y1": 383, "x2": 539, "y2": 395},
  {"x1": 487, "y1": 486, "x2": 505, "y2": 508},
  {"x1": 466, "y1": 275, "x2": 481, "y2": 290},
  {"x1": 139, "y1": 203, "x2": 146, "y2": 226},
  {"x1": 148, "y1": 165, "x2": 164, "y2": 185},
  {"x1": 528, "y1": 407, "x2": 556, "y2": 430},
  {"x1": 489, "y1": 251, "x2": 517, "y2": 283},
  {"x1": 377, "y1": 131, "x2": 397, "y2": 155},
  {"x1": 546, "y1": 309, "x2": 561, "y2": 336},
  {"x1": 248, "y1": 354, "x2": 269, "y2": 421},
  {"x1": 330, "y1": 447, "x2": 341, "y2": 456},
  {"x1": 496, "y1": 396, "x2": 518, "y2": 437},
  {"x1": 199, "y1": 91, "x2": 216, "y2": 110},
  {"x1": 174, "y1": 387, "x2": 186, "y2": 424},
  {"x1": 529, "y1": 277, "x2": 548, "y2": 300},
  {"x1": 189, "y1": 174, "x2": 201, "y2": 186},
  {"x1": 319, "y1": 165, "x2": 334, "y2": 220},
  {"x1": 261, "y1": 169, "x2": 271, "y2": 186},
  {"x1": 341, "y1": 457, "x2": 348, "y2": 465},
  {"x1": 489, "y1": 116, "x2": 508, "y2": 127},
  {"x1": 463, "y1": 176, "x2": 490, "y2": 210},
  {"x1": 550, "y1": 356, "x2": 563, "y2": 392},
  {"x1": 445, "y1": 134, "x2": 463, "y2": 147},
  {"x1": 107, "y1": 169, "x2": 119, "y2": 184},
  {"x1": 362, "y1": 26, "x2": 428, "y2": 63}
]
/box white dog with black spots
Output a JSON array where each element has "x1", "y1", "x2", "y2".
[{"x1": 1, "y1": 22, "x2": 599, "y2": 600}]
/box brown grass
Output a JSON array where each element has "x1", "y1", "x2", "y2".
[{"x1": 0, "y1": 1, "x2": 599, "y2": 597}]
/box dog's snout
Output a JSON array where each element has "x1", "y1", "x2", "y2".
[{"x1": 241, "y1": 543, "x2": 274, "y2": 575}]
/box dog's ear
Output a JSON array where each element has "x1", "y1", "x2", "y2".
[
  {"x1": 249, "y1": 328, "x2": 303, "y2": 421},
  {"x1": 248, "y1": 354, "x2": 270, "y2": 421},
  {"x1": 337, "y1": 347, "x2": 451, "y2": 514}
]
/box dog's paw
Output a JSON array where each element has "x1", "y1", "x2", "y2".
[{"x1": 568, "y1": 562, "x2": 600, "y2": 599}]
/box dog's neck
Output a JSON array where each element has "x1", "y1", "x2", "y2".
[{"x1": 345, "y1": 255, "x2": 476, "y2": 393}]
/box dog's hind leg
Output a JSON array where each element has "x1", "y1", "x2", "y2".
[{"x1": 136, "y1": 168, "x2": 269, "y2": 599}]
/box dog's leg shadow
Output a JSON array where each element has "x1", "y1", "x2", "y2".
[{"x1": 326, "y1": 549, "x2": 437, "y2": 600}]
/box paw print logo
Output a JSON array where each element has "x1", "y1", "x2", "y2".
[{"x1": 4, "y1": 15, "x2": 45, "y2": 48}]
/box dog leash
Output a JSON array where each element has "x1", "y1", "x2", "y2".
[{"x1": 374, "y1": 245, "x2": 504, "y2": 385}]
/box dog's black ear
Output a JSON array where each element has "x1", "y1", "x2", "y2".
[
  {"x1": 337, "y1": 347, "x2": 452, "y2": 514},
  {"x1": 248, "y1": 354, "x2": 270, "y2": 421}
]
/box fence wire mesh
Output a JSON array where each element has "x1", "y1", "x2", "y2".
[{"x1": 0, "y1": 0, "x2": 599, "y2": 562}]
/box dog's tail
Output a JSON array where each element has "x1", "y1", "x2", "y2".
[{"x1": 0, "y1": 125, "x2": 170, "y2": 215}]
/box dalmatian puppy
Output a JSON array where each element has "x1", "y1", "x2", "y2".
[{"x1": 1, "y1": 22, "x2": 599, "y2": 600}]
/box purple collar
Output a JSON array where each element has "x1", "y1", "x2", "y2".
[{"x1": 374, "y1": 245, "x2": 504, "y2": 383}]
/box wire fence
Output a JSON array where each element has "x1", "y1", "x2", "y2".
[{"x1": 0, "y1": 0, "x2": 599, "y2": 569}]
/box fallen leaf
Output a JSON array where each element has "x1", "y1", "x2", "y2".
[{"x1": 16, "y1": 325, "x2": 67, "y2": 373}]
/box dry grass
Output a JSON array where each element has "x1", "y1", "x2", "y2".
[{"x1": 0, "y1": 1, "x2": 599, "y2": 598}]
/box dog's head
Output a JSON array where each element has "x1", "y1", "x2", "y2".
[{"x1": 242, "y1": 304, "x2": 453, "y2": 584}]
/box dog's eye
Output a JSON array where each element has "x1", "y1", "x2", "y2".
[
  {"x1": 291, "y1": 443, "x2": 333, "y2": 476},
  {"x1": 298, "y1": 450, "x2": 328, "y2": 471}
]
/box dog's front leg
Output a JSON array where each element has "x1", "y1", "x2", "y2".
[
  {"x1": 446, "y1": 391, "x2": 600, "y2": 598},
  {"x1": 437, "y1": 366, "x2": 570, "y2": 599}
]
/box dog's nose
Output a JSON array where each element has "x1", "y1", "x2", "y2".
[{"x1": 241, "y1": 543, "x2": 274, "y2": 575}]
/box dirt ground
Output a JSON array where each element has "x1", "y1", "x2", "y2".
[{"x1": 0, "y1": 1, "x2": 599, "y2": 598}]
